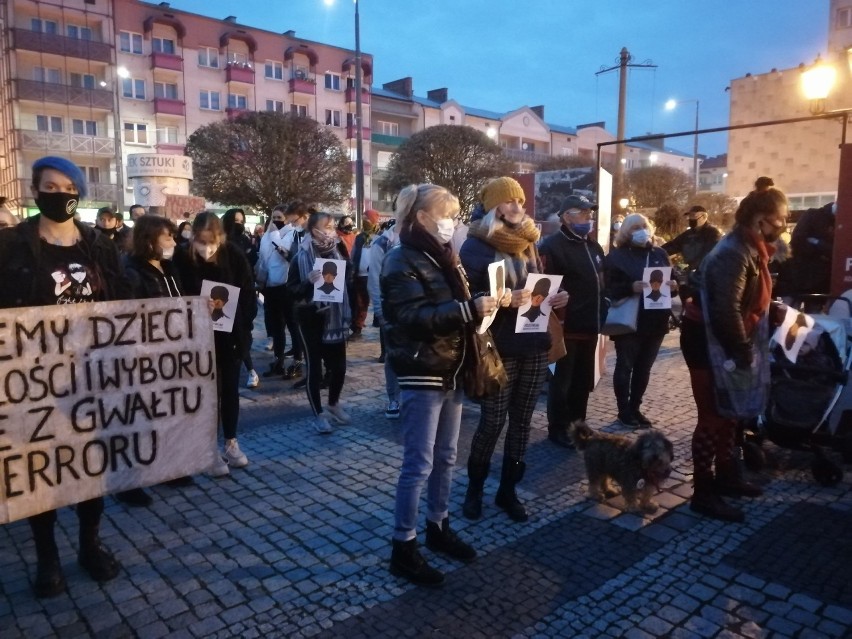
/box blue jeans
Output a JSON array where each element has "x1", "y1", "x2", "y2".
[{"x1": 393, "y1": 388, "x2": 463, "y2": 541}]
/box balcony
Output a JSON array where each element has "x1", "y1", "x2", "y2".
[
  {"x1": 15, "y1": 79, "x2": 113, "y2": 110},
  {"x1": 226, "y1": 64, "x2": 255, "y2": 84},
  {"x1": 226, "y1": 107, "x2": 250, "y2": 120},
  {"x1": 288, "y1": 77, "x2": 316, "y2": 95},
  {"x1": 151, "y1": 52, "x2": 183, "y2": 72},
  {"x1": 155, "y1": 143, "x2": 186, "y2": 155},
  {"x1": 345, "y1": 87, "x2": 370, "y2": 104},
  {"x1": 371, "y1": 133, "x2": 407, "y2": 147},
  {"x1": 12, "y1": 28, "x2": 111, "y2": 63},
  {"x1": 502, "y1": 147, "x2": 552, "y2": 164},
  {"x1": 346, "y1": 124, "x2": 371, "y2": 140},
  {"x1": 15, "y1": 129, "x2": 115, "y2": 156},
  {"x1": 154, "y1": 97, "x2": 186, "y2": 116}
]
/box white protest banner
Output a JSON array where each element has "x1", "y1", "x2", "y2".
[{"x1": 0, "y1": 296, "x2": 217, "y2": 524}]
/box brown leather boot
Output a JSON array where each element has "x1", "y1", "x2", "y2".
[
  {"x1": 690, "y1": 473, "x2": 744, "y2": 523},
  {"x1": 715, "y1": 461, "x2": 763, "y2": 498}
]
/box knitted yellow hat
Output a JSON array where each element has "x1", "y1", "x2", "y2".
[{"x1": 480, "y1": 177, "x2": 526, "y2": 212}]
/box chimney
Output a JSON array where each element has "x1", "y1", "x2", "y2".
[
  {"x1": 159, "y1": 2, "x2": 170, "y2": 7},
  {"x1": 643, "y1": 134, "x2": 665, "y2": 150},
  {"x1": 283, "y1": 29, "x2": 295, "y2": 37},
  {"x1": 427, "y1": 88, "x2": 448, "y2": 103},
  {"x1": 530, "y1": 105, "x2": 544, "y2": 120},
  {"x1": 224, "y1": 16, "x2": 237, "y2": 23},
  {"x1": 383, "y1": 77, "x2": 413, "y2": 98}
]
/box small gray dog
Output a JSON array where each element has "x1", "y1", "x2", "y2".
[{"x1": 569, "y1": 421, "x2": 674, "y2": 513}]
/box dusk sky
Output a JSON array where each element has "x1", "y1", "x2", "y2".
[{"x1": 167, "y1": 1, "x2": 830, "y2": 158}]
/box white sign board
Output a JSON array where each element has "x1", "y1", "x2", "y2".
[
  {"x1": 313, "y1": 259, "x2": 347, "y2": 304},
  {"x1": 126, "y1": 154, "x2": 194, "y2": 180},
  {"x1": 0, "y1": 297, "x2": 217, "y2": 524},
  {"x1": 515, "y1": 274, "x2": 562, "y2": 333}
]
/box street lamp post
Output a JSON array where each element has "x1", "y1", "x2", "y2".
[
  {"x1": 353, "y1": 0, "x2": 364, "y2": 228},
  {"x1": 665, "y1": 98, "x2": 700, "y2": 192}
]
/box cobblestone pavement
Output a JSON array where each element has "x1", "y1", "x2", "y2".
[{"x1": 1, "y1": 320, "x2": 851, "y2": 638}]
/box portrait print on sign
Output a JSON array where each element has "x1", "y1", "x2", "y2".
[
  {"x1": 200, "y1": 279, "x2": 240, "y2": 332},
  {"x1": 515, "y1": 273, "x2": 562, "y2": 333},
  {"x1": 642, "y1": 266, "x2": 672, "y2": 310},
  {"x1": 314, "y1": 259, "x2": 346, "y2": 304},
  {"x1": 478, "y1": 260, "x2": 505, "y2": 334}
]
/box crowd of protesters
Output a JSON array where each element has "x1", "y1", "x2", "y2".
[{"x1": 0, "y1": 156, "x2": 807, "y2": 594}]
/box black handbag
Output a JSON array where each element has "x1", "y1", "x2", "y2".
[{"x1": 463, "y1": 327, "x2": 508, "y2": 400}]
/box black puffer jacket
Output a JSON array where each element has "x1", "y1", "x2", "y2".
[
  {"x1": 605, "y1": 244, "x2": 671, "y2": 336},
  {"x1": 701, "y1": 226, "x2": 762, "y2": 365},
  {"x1": 539, "y1": 225, "x2": 607, "y2": 335},
  {"x1": 381, "y1": 244, "x2": 480, "y2": 391},
  {"x1": 124, "y1": 255, "x2": 183, "y2": 299},
  {"x1": 0, "y1": 216, "x2": 131, "y2": 306}
]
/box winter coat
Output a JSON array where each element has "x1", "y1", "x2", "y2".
[
  {"x1": 605, "y1": 244, "x2": 671, "y2": 336},
  {"x1": 257, "y1": 226, "x2": 291, "y2": 288},
  {"x1": 368, "y1": 229, "x2": 397, "y2": 320},
  {"x1": 124, "y1": 255, "x2": 183, "y2": 299},
  {"x1": 661, "y1": 223, "x2": 722, "y2": 272},
  {"x1": 381, "y1": 244, "x2": 479, "y2": 391}
]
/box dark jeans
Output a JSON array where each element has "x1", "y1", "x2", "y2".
[
  {"x1": 216, "y1": 346, "x2": 241, "y2": 440},
  {"x1": 29, "y1": 497, "x2": 104, "y2": 558},
  {"x1": 296, "y1": 307, "x2": 347, "y2": 415},
  {"x1": 547, "y1": 337, "x2": 597, "y2": 429},
  {"x1": 350, "y1": 275, "x2": 369, "y2": 331},
  {"x1": 263, "y1": 284, "x2": 288, "y2": 359},
  {"x1": 612, "y1": 332, "x2": 666, "y2": 414},
  {"x1": 282, "y1": 287, "x2": 303, "y2": 361}
]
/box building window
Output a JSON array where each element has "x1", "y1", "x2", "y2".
[
  {"x1": 31, "y1": 19, "x2": 58, "y2": 34},
  {"x1": 157, "y1": 126, "x2": 179, "y2": 144},
  {"x1": 124, "y1": 122, "x2": 148, "y2": 144},
  {"x1": 266, "y1": 99, "x2": 284, "y2": 113},
  {"x1": 152, "y1": 37, "x2": 176, "y2": 54},
  {"x1": 324, "y1": 109, "x2": 341, "y2": 127},
  {"x1": 122, "y1": 77, "x2": 146, "y2": 99},
  {"x1": 119, "y1": 31, "x2": 143, "y2": 54},
  {"x1": 227, "y1": 52, "x2": 248, "y2": 66},
  {"x1": 377, "y1": 121, "x2": 399, "y2": 136},
  {"x1": 560, "y1": 147, "x2": 574, "y2": 156},
  {"x1": 198, "y1": 47, "x2": 220, "y2": 69},
  {"x1": 33, "y1": 67, "x2": 62, "y2": 84},
  {"x1": 66, "y1": 24, "x2": 93, "y2": 40},
  {"x1": 376, "y1": 151, "x2": 393, "y2": 169},
  {"x1": 155, "y1": 82, "x2": 179, "y2": 100},
  {"x1": 72, "y1": 119, "x2": 98, "y2": 136},
  {"x1": 36, "y1": 115, "x2": 63, "y2": 133},
  {"x1": 200, "y1": 90, "x2": 221, "y2": 110},
  {"x1": 292, "y1": 66, "x2": 309, "y2": 81},
  {"x1": 80, "y1": 166, "x2": 100, "y2": 183},
  {"x1": 228, "y1": 94, "x2": 248, "y2": 109},
  {"x1": 324, "y1": 73, "x2": 341, "y2": 91},
  {"x1": 264, "y1": 61, "x2": 284, "y2": 80},
  {"x1": 291, "y1": 104, "x2": 308, "y2": 117},
  {"x1": 838, "y1": 7, "x2": 852, "y2": 28},
  {"x1": 70, "y1": 73, "x2": 96, "y2": 89}
]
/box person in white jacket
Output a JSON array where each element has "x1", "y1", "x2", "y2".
[{"x1": 367, "y1": 219, "x2": 401, "y2": 418}]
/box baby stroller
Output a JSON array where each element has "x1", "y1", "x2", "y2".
[{"x1": 742, "y1": 295, "x2": 852, "y2": 486}]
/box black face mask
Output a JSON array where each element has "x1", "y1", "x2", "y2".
[
  {"x1": 95, "y1": 225, "x2": 116, "y2": 238},
  {"x1": 760, "y1": 219, "x2": 785, "y2": 243},
  {"x1": 341, "y1": 225, "x2": 354, "y2": 233},
  {"x1": 272, "y1": 220, "x2": 286, "y2": 230},
  {"x1": 36, "y1": 191, "x2": 78, "y2": 223},
  {"x1": 233, "y1": 223, "x2": 245, "y2": 236},
  {"x1": 688, "y1": 219, "x2": 698, "y2": 229}
]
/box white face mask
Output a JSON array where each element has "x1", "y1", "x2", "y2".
[
  {"x1": 194, "y1": 242, "x2": 217, "y2": 261},
  {"x1": 631, "y1": 229, "x2": 650, "y2": 246},
  {"x1": 160, "y1": 246, "x2": 175, "y2": 260},
  {"x1": 434, "y1": 218, "x2": 455, "y2": 244},
  {"x1": 181, "y1": 230, "x2": 192, "y2": 240}
]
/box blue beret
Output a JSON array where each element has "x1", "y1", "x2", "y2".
[{"x1": 32, "y1": 156, "x2": 88, "y2": 199}]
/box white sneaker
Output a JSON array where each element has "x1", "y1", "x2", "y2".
[
  {"x1": 224, "y1": 438, "x2": 249, "y2": 468},
  {"x1": 265, "y1": 337, "x2": 274, "y2": 351},
  {"x1": 326, "y1": 403, "x2": 351, "y2": 424},
  {"x1": 246, "y1": 369, "x2": 260, "y2": 388},
  {"x1": 208, "y1": 454, "x2": 230, "y2": 478},
  {"x1": 385, "y1": 401, "x2": 401, "y2": 420},
  {"x1": 314, "y1": 414, "x2": 334, "y2": 434}
]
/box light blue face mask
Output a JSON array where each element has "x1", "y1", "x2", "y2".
[
  {"x1": 631, "y1": 229, "x2": 650, "y2": 245},
  {"x1": 570, "y1": 221, "x2": 594, "y2": 237}
]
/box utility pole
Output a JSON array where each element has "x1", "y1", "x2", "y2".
[{"x1": 596, "y1": 48, "x2": 656, "y2": 210}]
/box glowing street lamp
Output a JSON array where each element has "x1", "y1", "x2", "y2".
[
  {"x1": 665, "y1": 97, "x2": 700, "y2": 191},
  {"x1": 801, "y1": 55, "x2": 836, "y2": 115}
]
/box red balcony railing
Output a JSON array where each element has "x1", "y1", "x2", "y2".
[
  {"x1": 12, "y1": 28, "x2": 111, "y2": 63},
  {"x1": 226, "y1": 64, "x2": 255, "y2": 84},
  {"x1": 151, "y1": 52, "x2": 183, "y2": 72},
  {"x1": 288, "y1": 77, "x2": 316, "y2": 95},
  {"x1": 345, "y1": 87, "x2": 370, "y2": 104},
  {"x1": 15, "y1": 79, "x2": 113, "y2": 109},
  {"x1": 154, "y1": 98, "x2": 186, "y2": 116},
  {"x1": 226, "y1": 107, "x2": 250, "y2": 120}
]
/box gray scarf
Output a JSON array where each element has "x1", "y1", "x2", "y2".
[{"x1": 296, "y1": 234, "x2": 351, "y2": 343}]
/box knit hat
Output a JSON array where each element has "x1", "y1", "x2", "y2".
[
  {"x1": 364, "y1": 209, "x2": 380, "y2": 225},
  {"x1": 480, "y1": 177, "x2": 525, "y2": 212},
  {"x1": 32, "y1": 156, "x2": 88, "y2": 199}
]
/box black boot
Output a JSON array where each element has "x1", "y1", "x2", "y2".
[
  {"x1": 462, "y1": 460, "x2": 490, "y2": 520},
  {"x1": 425, "y1": 517, "x2": 476, "y2": 562},
  {"x1": 690, "y1": 473, "x2": 744, "y2": 523},
  {"x1": 29, "y1": 513, "x2": 65, "y2": 598},
  {"x1": 714, "y1": 460, "x2": 763, "y2": 498},
  {"x1": 78, "y1": 517, "x2": 121, "y2": 583},
  {"x1": 495, "y1": 459, "x2": 528, "y2": 522},
  {"x1": 263, "y1": 357, "x2": 286, "y2": 377},
  {"x1": 389, "y1": 538, "x2": 444, "y2": 587}
]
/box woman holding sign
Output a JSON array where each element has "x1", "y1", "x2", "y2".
[
  {"x1": 0, "y1": 156, "x2": 129, "y2": 597},
  {"x1": 459, "y1": 177, "x2": 568, "y2": 523},
  {"x1": 174, "y1": 212, "x2": 256, "y2": 476},
  {"x1": 286, "y1": 211, "x2": 351, "y2": 434},
  {"x1": 606, "y1": 213, "x2": 677, "y2": 428}
]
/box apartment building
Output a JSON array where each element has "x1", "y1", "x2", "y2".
[{"x1": 0, "y1": 0, "x2": 373, "y2": 217}]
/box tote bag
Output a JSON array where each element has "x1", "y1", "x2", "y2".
[{"x1": 601, "y1": 295, "x2": 640, "y2": 336}]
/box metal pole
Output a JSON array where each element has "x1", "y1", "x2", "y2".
[
  {"x1": 614, "y1": 47, "x2": 629, "y2": 203},
  {"x1": 693, "y1": 100, "x2": 699, "y2": 192},
  {"x1": 354, "y1": 0, "x2": 364, "y2": 228}
]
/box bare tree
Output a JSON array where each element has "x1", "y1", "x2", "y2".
[
  {"x1": 185, "y1": 112, "x2": 352, "y2": 213},
  {"x1": 381, "y1": 125, "x2": 514, "y2": 215},
  {"x1": 625, "y1": 166, "x2": 693, "y2": 210}
]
